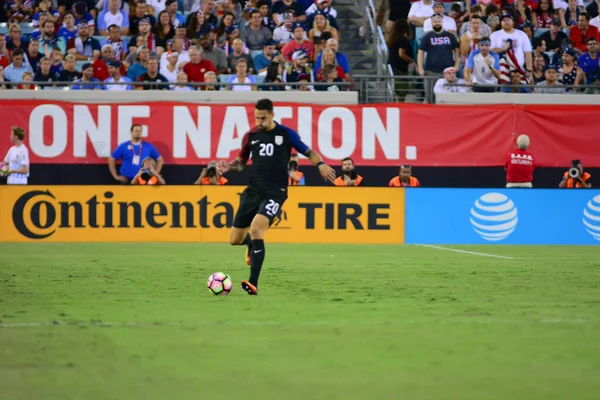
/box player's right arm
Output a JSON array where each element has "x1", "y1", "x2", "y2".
[{"x1": 218, "y1": 132, "x2": 251, "y2": 173}]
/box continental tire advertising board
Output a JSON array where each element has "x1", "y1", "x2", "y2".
[{"x1": 0, "y1": 186, "x2": 405, "y2": 243}]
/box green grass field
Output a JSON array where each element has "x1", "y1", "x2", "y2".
[{"x1": 1, "y1": 243, "x2": 599, "y2": 400}]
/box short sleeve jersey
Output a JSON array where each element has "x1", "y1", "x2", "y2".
[{"x1": 238, "y1": 122, "x2": 309, "y2": 194}]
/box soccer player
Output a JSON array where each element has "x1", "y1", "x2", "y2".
[{"x1": 218, "y1": 99, "x2": 336, "y2": 295}]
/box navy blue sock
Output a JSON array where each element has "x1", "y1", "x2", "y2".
[{"x1": 249, "y1": 239, "x2": 265, "y2": 287}]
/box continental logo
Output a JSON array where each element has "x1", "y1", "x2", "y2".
[{"x1": 12, "y1": 190, "x2": 240, "y2": 239}]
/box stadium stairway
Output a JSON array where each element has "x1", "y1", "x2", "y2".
[{"x1": 335, "y1": 0, "x2": 377, "y2": 76}]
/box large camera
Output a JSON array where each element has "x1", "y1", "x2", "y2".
[
  {"x1": 140, "y1": 169, "x2": 152, "y2": 181},
  {"x1": 347, "y1": 170, "x2": 358, "y2": 180},
  {"x1": 288, "y1": 160, "x2": 298, "y2": 171},
  {"x1": 206, "y1": 166, "x2": 217, "y2": 178},
  {"x1": 569, "y1": 159, "x2": 581, "y2": 179}
]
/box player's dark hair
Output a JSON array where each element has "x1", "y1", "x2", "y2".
[
  {"x1": 255, "y1": 99, "x2": 274, "y2": 112},
  {"x1": 130, "y1": 124, "x2": 143, "y2": 132}
]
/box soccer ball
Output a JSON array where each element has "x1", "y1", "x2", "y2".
[
  {"x1": 208, "y1": 272, "x2": 233, "y2": 295},
  {"x1": 0, "y1": 163, "x2": 8, "y2": 177}
]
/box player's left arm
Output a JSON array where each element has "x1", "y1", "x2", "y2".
[{"x1": 288, "y1": 128, "x2": 336, "y2": 184}]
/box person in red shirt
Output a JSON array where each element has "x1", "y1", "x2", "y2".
[
  {"x1": 389, "y1": 165, "x2": 420, "y2": 187},
  {"x1": 505, "y1": 134, "x2": 535, "y2": 188},
  {"x1": 182, "y1": 46, "x2": 216, "y2": 88},
  {"x1": 281, "y1": 23, "x2": 314, "y2": 63},
  {"x1": 93, "y1": 44, "x2": 127, "y2": 81},
  {"x1": 569, "y1": 13, "x2": 600, "y2": 54}
]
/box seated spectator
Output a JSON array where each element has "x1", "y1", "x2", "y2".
[
  {"x1": 0, "y1": 66, "x2": 8, "y2": 89},
  {"x1": 424, "y1": 1, "x2": 457, "y2": 35},
  {"x1": 136, "y1": 55, "x2": 169, "y2": 89},
  {"x1": 67, "y1": 22, "x2": 101, "y2": 61},
  {"x1": 253, "y1": 39, "x2": 283, "y2": 73},
  {"x1": 578, "y1": 37, "x2": 599, "y2": 84},
  {"x1": 315, "y1": 64, "x2": 345, "y2": 91},
  {"x1": 464, "y1": 38, "x2": 501, "y2": 92},
  {"x1": 408, "y1": 0, "x2": 435, "y2": 28},
  {"x1": 59, "y1": 54, "x2": 81, "y2": 82},
  {"x1": 38, "y1": 20, "x2": 66, "y2": 57},
  {"x1": 105, "y1": 60, "x2": 133, "y2": 90},
  {"x1": 31, "y1": 12, "x2": 49, "y2": 40},
  {"x1": 569, "y1": 13, "x2": 600, "y2": 55},
  {"x1": 216, "y1": 12, "x2": 236, "y2": 43},
  {"x1": 561, "y1": 0, "x2": 580, "y2": 27},
  {"x1": 434, "y1": 66, "x2": 467, "y2": 93},
  {"x1": 128, "y1": 18, "x2": 157, "y2": 54},
  {"x1": 49, "y1": 48, "x2": 64, "y2": 75},
  {"x1": 109, "y1": 124, "x2": 163, "y2": 184},
  {"x1": 130, "y1": 0, "x2": 156, "y2": 35},
  {"x1": 533, "y1": 38, "x2": 551, "y2": 65},
  {"x1": 533, "y1": 0, "x2": 556, "y2": 28},
  {"x1": 189, "y1": 0, "x2": 218, "y2": 27},
  {"x1": 282, "y1": 23, "x2": 314, "y2": 62},
  {"x1": 257, "y1": 0, "x2": 277, "y2": 31},
  {"x1": 182, "y1": 46, "x2": 216, "y2": 86},
  {"x1": 315, "y1": 38, "x2": 349, "y2": 74},
  {"x1": 103, "y1": 24, "x2": 127, "y2": 61},
  {"x1": 187, "y1": 10, "x2": 216, "y2": 40},
  {"x1": 541, "y1": 18, "x2": 567, "y2": 52},
  {"x1": 531, "y1": 54, "x2": 547, "y2": 83},
  {"x1": 559, "y1": 49, "x2": 585, "y2": 90},
  {"x1": 501, "y1": 69, "x2": 533, "y2": 93},
  {"x1": 241, "y1": 9, "x2": 273, "y2": 50},
  {"x1": 227, "y1": 38, "x2": 254, "y2": 73},
  {"x1": 159, "y1": 37, "x2": 190, "y2": 68},
  {"x1": 33, "y1": 57, "x2": 57, "y2": 88},
  {"x1": 4, "y1": 48, "x2": 33, "y2": 83},
  {"x1": 98, "y1": 0, "x2": 130, "y2": 35},
  {"x1": 170, "y1": 23, "x2": 192, "y2": 50},
  {"x1": 535, "y1": 64, "x2": 567, "y2": 92},
  {"x1": 127, "y1": 45, "x2": 150, "y2": 80},
  {"x1": 261, "y1": 61, "x2": 285, "y2": 90},
  {"x1": 389, "y1": 165, "x2": 420, "y2": 187},
  {"x1": 160, "y1": 50, "x2": 180, "y2": 82},
  {"x1": 227, "y1": 58, "x2": 257, "y2": 91},
  {"x1": 58, "y1": 12, "x2": 79, "y2": 42},
  {"x1": 147, "y1": 0, "x2": 166, "y2": 17},
  {"x1": 18, "y1": 72, "x2": 35, "y2": 89},
  {"x1": 165, "y1": 0, "x2": 185, "y2": 25},
  {"x1": 220, "y1": 25, "x2": 244, "y2": 54},
  {"x1": 94, "y1": 44, "x2": 127, "y2": 81},
  {"x1": 24, "y1": 39, "x2": 43, "y2": 72},
  {"x1": 5, "y1": 0, "x2": 34, "y2": 23},
  {"x1": 198, "y1": 33, "x2": 228, "y2": 74},
  {"x1": 334, "y1": 157, "x2": 363, "y2": 186},
  {"x1": 309, "y1": 10, "x2": 338, "y2": 42},
  {"x1": 6, "y1": 25, "x2": 29, "y2": 52},
  {"x1": 32, "y1": 0, "x2": 59, "y2": 27},
  {"x1": 153, "y1": 10, "x2": 175, "y2": 53},
  {"x1": 172, "y1": 71, "x2": 194, "y2": 90},
  {"x1": 271, "y1": 0, "x2": 307, "y2": 25},
  {"x1": 71, "y1": 63, "x2": 102, "y2": 89},
  {"x1": 306, "y1": 0, "x2": 337, "y2": 19},
  {"x1": 203, "y1": 70, "x2": 219, "y2": 90},
  {"x1": 272, "y1": 10, "x2": 297, "y2": 46},
  {"x1": 316, "y1": 48, "x2": 345, "y2": 80},
  {"x1": 283, "y1": 50, "x2": 314, "y2": 90},
  {"x1": 132, "y1": 157, "x2": 166, "y2": 185}
]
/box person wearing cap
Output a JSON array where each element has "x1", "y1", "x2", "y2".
[
  {"x1": 490, "y1": 11, "x2": 533, "y2": 76},
  {"x1": 540, "y1": 18, "x2": 568, "y2": 52},
  {"x1": 253, "y1": 39, "x2": 283, "y2": 73},
  {"x1": 433, "y1": 66, "x2": 467, "y2": 93},
  {"x1": 271, "y1": 0, "x2": 307, "y2": 26},
  {"x1": 227, "y1": 37, "x2": 255, "y2": 74},
  {"x1": 136, "y1": 55, "x2": 169, "y2": 89},
  {"x1": 273, "y1": 9, "x2": 299, "y2": 46},
  {"x1": 283, "y1": 50, "x2": 315, "y2": 89},
  {"x1": 569, "y1": 13, "x2": 600, "y2": 54},
  {"x1": 578, "y1": 37, "x2": 599, "y2": 85},
  {"x1": 198, "y1": 33, "x2": 228, "y2": 74},
  {"x1": 424, "y1": 1, "x2": 457, "y2": 35},
  {"x1": 104, "y1": 60, "x2": 133, "y2": 90},
  {"x1": 195, "y1": 161, "x2": 228, "y2": 185},
  {"x1": 408, "y1": 0, "x2": 435, "y2": 27},
  {"x1": 558, "y1": 48, "x2": 585, "y2": 90},
  {"x1": 98, "y1": 0, "x2": 130, "y2": 35},
  {"x1": 389, "y1": 165, "x2": 420, "y2": 187},
  {"x1": 130, "y1": 0, "x2": 156, "y2": 35},
  {"x1": 535, "y1": 64, "x2": 567, "y2": 93},
  {"x1": 128, "y1": 17, "x2": 157, "y2": 54},
  {"x1": 281, "y1": 22, "x2": 314, "y2": 62},
  {"x1": 172, "y1": 23, "x2": 191, "y2": 49},
  {"x1": 418, "y1": 13, "x2": 460, "y2": 100},
  {"x1": 160, "y1": 50, "x2": 180, "y2": 82},
  {"x1": 183, "y1": 46, "x2": 216, "y2": 86},
  {"x1": 241, "y1": 9, "x2": 273, "y2": 50},
  {"x1": 464, "y1": 36, "x2": 501, "y2": 92},
  {"x1": 66, "y1": 21, "x2": 101, "y2": 61},
  {"x1": 71, "y1": 62, "x2": 102, "y2": 89},
  {"x1": 505, "y1": 134, "x2": 535, "y2": 188}
]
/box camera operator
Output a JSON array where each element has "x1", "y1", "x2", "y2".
[
  {"x1": 195, "y1": 161, "x2": 228, "y2": 185},
  {"x1": 505, "y1": 134, "x2": 535, "y2": 188},
  {"x1": 287, "y1": 154, "x2": 305, "y2": 186},
  {"x1": 334, "y1": 157, "x2": 363, "y2": 186},
  {"x1": 388, "y1": 165, "x2": 420, "y2": 187},
  {"x1": 131, "y1": 157, "x2": 166, "y2": 185},
  {"x1": 559, "y1": 159, "x2": 592, "y2": 188}
]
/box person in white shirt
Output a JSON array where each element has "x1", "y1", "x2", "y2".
[
  {"x1": 104, "y1": 60, "x2": 133, "y2": 90},
  {"x1": 227, "y1": 58, "x2": 257, "y2": 91},
  {"x1": 3, "y1": 126, "x2": 30, "y2": 185},
  {"x1": 491, "y1": 12, "x2": 533, "y2": 73},
  {"x1": 591, "y1": 13, "x2": 600, "y2": 30},
  {"x1": 172, "y1": 72, "x2": 194, "y2": 91},
  {"x1": 97, "y1": 0, "x2": 130, "y2": 35},
  {"x1": 305, "y1": 0, "x2": 337, "y2": 18},
  {"x1": 424, "y1": 1, "x2": 457, "y2": 35},
  {"x1": 159, "y1": 37, "x2": 189, "y2": 70},
  {"x1": 464, "y1": 37, "x2": 502, "y2": 92},
  {"x1": 408, "y1": 0, "x2": 435, "y2": 27},
  {"x1": 433, "y1": 66, "x2": 467, "y2": 93},
  {"x1": 160, "y1": 50, "x2": 179, "y2": 82}
]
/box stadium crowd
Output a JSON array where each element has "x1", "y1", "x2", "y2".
[
  {"x1": 383, "y1": 0, "x2": 600, "y2": 97},
  {"x1": 0, "y1": 0, "x2": 353, "y2": 91}
]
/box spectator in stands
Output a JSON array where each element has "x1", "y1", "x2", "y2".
[
  {"x1": 253, "y1": 39, "x2": 282, "y2": 73},
  {"x1": 227, "y1": 37, "x2": 255, "y2": 73},
  {"x1": 424, "y1": 1, "x2": 457, "y2": 35},
  {"x1": 334, "y1": 158, "x2": 363, "y2": 186},
  {"x1": 160, "y1": 50, "x2": 179, "y2": 82},
  {"x1": 307, "y1": 0, "x2": 337, "y2": 18},
  {"x1": 465, "y1": 37, "x2": 501, "y2": 92},
  {"x1": 505, "y1": 134, "x2": 534, "y2": 188},
  {"x1": 570, "y1": 13, "x2": 600, "y2": 54},
  {"x1": 38, "y1": 20, "x2": 66, "y2": 57},
  {"x1": 71, "y1": 63, "x2": 100, "y2": 89},
  {"x1": 49, "y1": 48, "x2": 64, "y2": 75},
  {"x1": 94, "y1": 44, "x2": 126, "y2": 80},
  {"x1": 261, "y1": 61, "x2": 284, "y2": 90},
  {"x1": 578, "y1": 37, "x2": 599, "y2": 84},
  {"x1": 418, "y1": 14, "x2": 460, "y2": 99},
  {"x1": 103, "y1": 24, "x2": 127, "y2": 61},
  {"x1": 241, "y1": 9, "x2": 273, "y2": 50},
  {"x1": 71, "y1": 1, "x2": 96, "y2": 29},
  {"x1": 154, "y1": 10, "x2": 175, "y2": 53},
  {"x1": 0, "y1": 66, "x2": 8, "y2": 89},
  {"x1": 221, "y1": 0, "x2": 243, "y2": 23},
  {"x1": 67, "y1": 22, "x2": 101, "y2": 61},
  {"x1": 198, "y1": 33, "x2": 227, "y2": 74},
  {"x1": 17, "y1": 71, "x2": 35, "y2": 89},
  {"x1": 433, "y1": 66, "x2": 467, "y2": 93},
  {"x1": 532, "y1": 54, "x2": 547, "y2": 82},
  {"x1": 559, "y1": 159, "x2": 592, "y2": 188},
  {"x1": 286, "y1": 154, "x2": 304, "y2": 185},
  {"x1": 0, "y1": 36, "x2": 8, "y2": 69},
  {"x1": 257, "y1": 0, "x2": 277, "y2": 31},
  {"x1": 559, "y1": 49, "x2": 585, "y2": 90},
  {"x1": 104, "y1": 60, "x2": 132, "y2": 90},
  {"x1": 283, "y1": 50, "x2": 314, "y2": 89},
  {"x1": 281, "y1": 23, "x2": 314, "y2": 61},
  {"x1": 315, "y1": 63, "x2": 345, "y2": 91},
  {"x1": 58, "y1": 12, "x2": 79, "y2": 42},
  {"x1": 136, "y1": 56, "x2": 169, "y2": 89},
  {"x1": 183, "y1": 46, "x2": 216, "y2": 86},
  {"x1": 535, "y1": 64, "x2": 567, "y2": 92},
  {"x1": 533, "y1": 0, "x2": 556, "y2": 28},
  {"x1": 533, "y1": 38, "x2": 550, "y2": 64},
  {"x1": 30, "y1": 12, "x2": 48, "y2": 40},
  {"x1": 491, "y1": 12, "x2": 533, "y2": 78},
  {"x1": 130, "y1": 0, "x2": 156, "y2": 35},
  {"x1": 194, "y1": 0, "x2": 218, "y2": 27},
  {"x1": 226, "y1": 58, "x2": 256, "y2": 91},
  {"x1": 460, "y1": 5, "x2": 492, "y2": 37},
  {"x1": 129, "y1": 17, "x2": 156, "y2": 54},
  {"x1": 216, "y1": 12, "x2": 236, "y2": 43},
  {"x1": 172, "y1": 23, "x2": 192, "y2": 49},
  {"x1": 127, "y1": 45, "x2": 150, "y2": 80},
  {"x1": 408, "y1": 0, "x2": 435, "y2": 28},
  {"x1": 460, "y1": 14, "x2": 483, "y2": 57},
  {"x1": 272, "y1": 0, "x2": 306, "y2": 25},
  {"x1": 204, "y1": 70, "x2": 219, "y2": 90},
  {"x1": 387, "y1": 19, "x2": 414, "y2": 102},
  {"x1": 561, "y1": 0, "x2": 581, "y2": 27},
  {"x1": 315, "y1": 38, "x2": 348, "y2": 73},
  {"x1": 58, "y1": 54, "x2": 81, "y2": 82},
  {"x1": 541, "y1": 18, "x2": 567, "y2": 52},
  {"x1": 165, "y1": 0, "x2": 185, "y2": 25},
  {"x1": 172, "y1": 71, "x2": 194, "y2": 90},
  {"x1": 272, "y1": 10, "x2": 296, "y2": 46},
  {"x1": 186, "y1": 10, "x2": 215, "y2": 39},
  {"x1": 309, "y1": 10, "x2": 338, "y2": 42},
  {"x1": 33, "y1": 56, "x2": 57, "y2": 88},
  {"x1": 195, "y1": 161, "x2": 228, "y2": 185},
  {"x1": 33, "y1": 0, "x2": 58, "y2": 27},
  {"x1": 98, "y1": 0, "x2": 129, "y2": 35},
  {"x1": 316, "y1": 49, "x2": 345, "y2": 80},
  {"x1": 501, "y1": 69, "x2": 533, "y2": 92},
  {"x1": 159, "y1": 37, "x2": 189, "y2": 68},
  {"x1": 592, "y1": 3, "x2": 600, "y2": 28},
  {"x1": 5, "y1": 0, "x2": 34, "y2": 23},
  {"x1": 389, "y1": 165, "x2": 420, "y2": 187},
  {"x1": 109, "y1": 124, "x2": 163, "y2": 184},
  {"x1": 24, "y1": 39, "x2": 43, "y2": 71},
  {"x1": 147, "y1": 0, "x2": 166, "y2": 17},
  {"x1": 6, "y1": 25, "x2": 29, "y2": 52}
]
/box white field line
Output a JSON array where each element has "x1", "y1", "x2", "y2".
[{"x1": 418, "y1": 244, "x2": 517, "y2": 259}]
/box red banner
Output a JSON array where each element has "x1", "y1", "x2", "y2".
[{"x1": 0, "y1": 100, "x2": 598, "y2": 167}]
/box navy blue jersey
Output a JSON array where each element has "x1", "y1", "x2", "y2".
[{"x1": 238, "y1": 122, "x2": 309, "y2": 193}]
